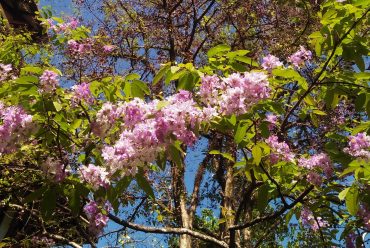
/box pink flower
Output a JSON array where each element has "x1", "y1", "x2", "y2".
[
  {"x1": 103, "y1": 45, "x2": 116, "y2": 53},
  {"x1": 288, "y1": 46, "x2": 312, "y2": 67},
  {"x1": 71, "y1": 82, "x2": 94, "y2": 106},
  {"x1": 344, "y1": 132, "x2": 370, "y2": 160},
  {"x1": 41, "y1": 157, "x2": 66, "y2": 182},
  {"x1": 0, "y1": 103, "x2": 33, "y2": 154},
  {"x1": 359, "y1": 205, "x2": 370, "y2": 230},
  {"x1": 306, "y1": 171, "x2": 323, "y2": 186},
  {"x1": 301, "y1": 208, "x2": 328, "y2": 231},
  {"x1": 0, "y1": 64, "x2": 12, "y2": 82},
  {"x1": 80, "y1": 164, "x2": 110, "y2": 190},
  {"x1": 265, "y1": 135, "x2": 295, "y2": 164},
  {"x1": 298, "y1": 153, "x2": 333, "y2": 177},
  {"x1": 266, "y1": 114, "x2": 278, "y2": 130},
  {"x1": 83, "y1": 200, "x2": 111, "y2": 235},
  {"x1": 39, "y1": 70, "x2": 59, "y2": 93},
  {"x1": 261, "y1": 54, "x2": 283, "y2": 70}
]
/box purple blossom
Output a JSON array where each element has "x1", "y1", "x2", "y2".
[
  {"x1": 265, "y1": 135, "x2": 295, "y2": 164},
  {"x1": 298, "y1": 153, "x2": 333, "y2": 177},
  {"x1": 103, "y1": 45, "x2": 116, "y2": 53},
  {"x1": 39, "y1": 70, "x2": 59, "y2": 93},
  {"x1": 359, "y1": 205, "x2": 370, "y2": 230},
  {"x1": 0, "y1": 102, "x2": 33, "y2": 154},
  {"x1": 83, "y1": 200, "x2": 111, "y2": 235},
  {"x1": 41, "y1": 157, "x2": 66, "y2": 182},
  {"x1": 301, "y1": 208, "x2": 328, "y2": 231},
  {"x1": 288, "y1": 46, "x2": 312, "y2": 68},
  {"x1": 261, "y1": 54, "x2": 283, "y2": 71},
  {"x1": 67, "y1": 39, "x2": 93, "y2": 57},
  {"x1": 0, "y1": 63, "x2": 12, "y2": 82},
  {"x1": 265, "y1": 114, "x2": 278, "y2": 130},
  {"x1": 344, "y1": 132, "x2": 370, "y2": 160},
  {"x1": 71, "y1": 82, "x2": 94, "y2": 106},
  {"x1": 306, "y1": 171, "x2": 323, "y2": 186},
  {"x1": 80, "y1": 164, "x2": 110, "y2": 190}
]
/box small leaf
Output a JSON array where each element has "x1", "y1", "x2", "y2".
[
  {"x1": 338, "y1": 187, "x2": 350, "y2": 201},
  {"x1": 136, "y1": 174, "x2": 155, "y2": 199},
  {"x1": 252, "y1": 145, "x2": 262, "y2": 165},
  {"x1": 345, "y1": 186, "x2": 359, "y2": 215},
  {"x1": 153, "y1": 63, "x2": 171, "y2": 85},
  {"x1": 53, "y1": 101, "x2": 63, "y2": 112},
  {"x1": 207, "y1": 44, "x2": 231, "y2": 58},
  {"x1": 234, "y1": 122, "x2": 248, "y2": 144}
]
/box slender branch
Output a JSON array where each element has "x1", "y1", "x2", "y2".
[
  {"x1": 229, "y1": 185, "x2": 314, "y2": 231},
  {"x1": 260, "y1": 163, "x2": 288, "y2": 207},
  {"x1": 47, "y1": 234, "x2": 82, "y2": 248},
  {"x1": 108, "y1": 213, "x2": 228, "y2": 248}
]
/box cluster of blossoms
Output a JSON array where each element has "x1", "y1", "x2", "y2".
[
  {"x1": 103, "y1": 45, "x2": 116, "y2": 54},
  {"x1": 41, "y1": 157, "x2": 66, "y2": 182},
  {"x1": 101, "y1": 91, "x2": 214, "y2": 176},
  {"x1": 39, "y1": 70, "x2": 59, "y2": 93},
  {"x1": 261, "y1": 54, "x2": 283, "y2": 71},
  {"x1": 83, "y1": 200, "x2": 112, "y2": 235},
  {"x1": 300, "y1": 208, "x2": 329, "y2": 231},
  {"x1": 80, "y1": 164, "x2": 110, "y2": 190},
  {"x1": 265, "y1": 113, "x2": 278, "y2": 130},
  {"x1": 67, "y1": 39, "x2": 93, "y2": 57},
  {"x1": 0, "y1": 63, "x2": 13, "y2": 82},
  {"x1": 92, "y1": 102, "x2": 124, "y2": 137},
  {"x1": 0, "y1": 102, "x2": 33, "y2": 154},
  {"x1": 288, "y1": 46, "x2": 312, "y2": 67},
  {"x1": 71, "y1": 82, "x2": 94, "y2": 106},
  {"x1": 298, "y1": 153, "x2": 333, "y2": 186},
  {"x1": 265, "y1": 135, "x2": 295, "y2": 164},
  {"x1": 345, "y1": 232, "x2": 358, "y2": 248},
  {"x1": 44, "y1": 17, "x2": 79, "y2": 34},
  {"x1": 344, "y1": 132, "x2": 370, "y2": 160},
  {"x1": 199, "y1": 72, "x2": 270, "y2": 116}
]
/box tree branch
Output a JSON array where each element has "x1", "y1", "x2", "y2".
[{"x1": 108, "y1": 213, "x2": 228, "y2": 248}]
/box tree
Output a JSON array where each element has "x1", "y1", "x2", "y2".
[{"x1": 0, "y1": 0, "x2": 369, "y2": 247}]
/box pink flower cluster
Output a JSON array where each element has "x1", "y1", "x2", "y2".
[
  {"x1": 45, "y1": 17, "x2": 79, "y2": 33},
  {"x1": 344, "y1": 132, "x2": 370, "y2": 160},
  {"x1": 288, "y1": 46, "x2": 312, "y2": 67},
  {"x1": 261, "y1": 54, "x2": 283, "y2": 71},
  {"x1": 299, "y1": 153, "x2": 333, "y2": 178},
  {"x1": 103, "y1": 45, "x2": 116, "y2": 53},
  {"x1": 80, "y1": 164, "x2": 110, "y2": 190},
  {"x1": 92, "y1": 102, "x2": 124, "y2": 137},
  {"x1": 265, "y1": 113, "x2": 278, "y2": 130},
  {"x1": 41, "y1": 157, "x2": 66, "y2": 182},
  {"x1": 67, "y1": 39, "x2": 93, "y2": 57},
  {"x1": 71, "y1": 82, "x2": 94, "y2": 106},
  {"x1": 265, "y1": 135, "x2": 295, "y2": 164},
  {"x1": 83, "y1": 200, "x2": 112, "y2": 235},
  {"x1": 0, "y1": 102, "x2": 33, "y2": 154},
  {"x1": 100, "y1": 91, "x2": 211, "y2": 176},
  {"x1": 199, "y1": 72, "x2": 270, "y2": 116},
  {"x1": 39, "y1": 70, "x2": 59, "y2": 93},
  {"x1": 0, "y1": 63, "x2": 12, "y2": 82},
  {"x1": 300, "y1": 208, "x2": 329, "y2": 231}
]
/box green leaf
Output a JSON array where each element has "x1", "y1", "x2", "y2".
[
  {"x1": 207, "y1": 44, "x2": 231, "y2": 58},
  {"x1": 209, "y1": 150, "x2": 235, "y2": 162},
  {"x1": 234, "y1": 122, "x2": 248, "y2": 144},
  {"x1": 125, "y1": 73, "x2": 140, "y2": 81},
  {"x1": 234, "y1": 56, "x2": 259, "y2": 67},
  {"x1": 53, "y1": 101, "x2": 63, "y2": 112},
  {"x1": 338, "y1": 187, "x2": 350, "y2": 201},
  {"x1": 169, "y1": 144, "x2": 183, "y2": 166},
  {"x1": 153, "y1": 63, "x2": 171, "y2": 85},
  {"x1": 256, "y1": 184, "x2": 269, "y2": 212},
  {"x1": 252, "y1": 145, "x2": 262, "y2": 165},
  {"x1": 41, "y1": 187, "x2": 57, "y2": 220},
  {"x1": 345, "y1": 186, "x2": 359, "y2": 215},
  {"x1": 70, "y1": 119, "x2": 82, "y2": 131},
  {"x1": 136, "y1": 174, "x2": 155, "y2": 199}
]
